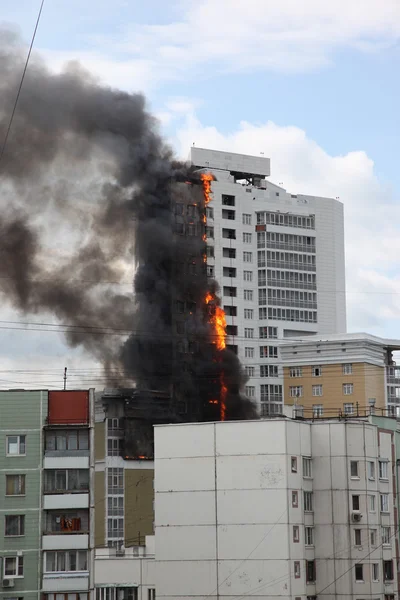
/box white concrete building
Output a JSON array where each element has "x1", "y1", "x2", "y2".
[
  {"x1": 191, "y1": 147, "x2": 346, "y2": 415},
  {"x1": 95, "y1": 537, "x2": 155, "y2": 600},
  {"x1": 155, "y1": 418, "x2": 398, "y2": 600}
]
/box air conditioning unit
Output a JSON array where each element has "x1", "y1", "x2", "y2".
[
  {"x1": 2, "y1": 579, "x2": 15, "y2": 588},
  {"x1": 352, "y1": 512, "x2": 363, "y2": 522}
]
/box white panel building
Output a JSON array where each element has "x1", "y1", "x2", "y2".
[
  {"x1": 155, "y1": 418, "x2": 398, "y2": 600},
  {"x1": 191, "y1": 147, "x2": 346, "y2": 415}
]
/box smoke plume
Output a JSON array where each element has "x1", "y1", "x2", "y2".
[{"x1": 0, "y1": 28, "x2": 257, "y2": 420}]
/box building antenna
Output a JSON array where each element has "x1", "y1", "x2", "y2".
[{"x1": 63, "y1": 367, "x2": 67, "y2": 390}]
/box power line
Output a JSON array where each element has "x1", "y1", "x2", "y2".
[{"x1": 0, "y1": 0, "x2": 45, "y2": 166}]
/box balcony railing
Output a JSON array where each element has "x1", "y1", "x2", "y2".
[
  {"x1": 266, "y1": 241, "x2": 316, "y2": 253},
  {"x1": 267, "y1": 298, "x2": 317, "y2": 309},
  {"x1": 267, "y1": 279, "x2": 317, "y2": 291},
  {"x1": 266, "y1": 260, "x2": 316, "y2": 272}
]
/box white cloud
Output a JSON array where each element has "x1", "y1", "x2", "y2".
[
  {"x1": 170, "y1": 109, "x2": 400, "y2": 336},
  {"x1": 37, "y1": 0, "x2": 400, "y2": 89}
]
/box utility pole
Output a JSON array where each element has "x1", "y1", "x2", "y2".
[{"x1": 63, "y1": 367, "x2": 67, "y2": 390}]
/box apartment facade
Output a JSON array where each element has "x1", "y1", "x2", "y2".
[
  {"x1": 0, "y1": 389, "x2": 95, "y2": 600},
  {"x1": 191, "y1": 147, "x2": 346, "y2": 416},
  {"x1": 280, "y1": 332, "x2": 400, "y2": 417},
  {"x1": 94, "y1": 390, "x2": 154, "y2": 551},
  {"x1": 154, "y1": 417, "x2": 399, "y2": 600}
]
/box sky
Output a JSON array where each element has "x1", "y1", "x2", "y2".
[{"x1": 1, "y1": 0, "x2": 400, "y2": 388}]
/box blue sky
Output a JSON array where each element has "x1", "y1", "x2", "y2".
[{"x1": 1, "y1": 0, "x2": 400, "y2": 384}]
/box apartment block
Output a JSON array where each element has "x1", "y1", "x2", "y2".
[
  {"x1": 94, "y1": 390, "x2": 154, "y2": 551},
  {"x1": 280, "y1": 332, "x2": 400, "y2": 417},
  {"x1": 154, "y1": 417, "x2": 400, "y2": 600},
  {"x1": 191, "y1": 147, "x2": 346, "y2": 416},
  {"x1": 0, "y1": 389, "x2": 95, "y2": 600}
]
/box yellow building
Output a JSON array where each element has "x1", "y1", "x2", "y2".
[{"x1": 280, "y1": 333, "x2": 400, "y2": 418}]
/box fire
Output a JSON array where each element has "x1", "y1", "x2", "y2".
[
  {"x1": 202, "y1": 172, "x2": 227, "y2": 421},
  {"x1": 200, "y1": 172, "x2": 213, "y2": 205}
]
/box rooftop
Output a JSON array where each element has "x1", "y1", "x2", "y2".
[{"x1": 190, "y1": 147, "x2": 270, "y2": 179}]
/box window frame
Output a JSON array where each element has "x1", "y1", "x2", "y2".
[
  {"x1": 292, "y1": 490, "x2": 298, "y2": 508},
  {"x1": 382, "y1": 526, "x2": 391, "y2": 545},
  {"x1": 380, "y1": 493, "x2": 389, "y2": 513},
  {"x1": 343, "y1": 383, "x2": 354, "y2": 396},
  {"x1": 4, "y1": 555, "x2": 24, "y2": 578},
  {"x1": 302, "y1": 457, "x2": 312, "y2": 479},
  {"x1": 350, "y1": 460, "x2": 359, "y2": 478},
  {"x1": 343, "y1": 363, "x2": 353, "y2": 375},
  {"x1": 355, "y1": 563, "x2": 364, "y2": 582},
  {"x1": 312, "y1": 385, "x2": 323, "y2": 397},
  {"x1": 379, "y1": 460, "x2": 389, "y2": 480},
  {"x1": 312, "y1": 365, "x2": 322, "y2": 377},
  {"x1": 354, "y1": 528, "x2": 361, "y2": 546},
  {"x1": 5, "y1": 514, "x2": 25, "y2": 537},
  {"x1": 305, "y1": 526, "x2": 314, "y2": 546},
  {"x1": 368, "y1": 461, "x2": 375, "y2": 480},
  {"x1": 293, "y1": 525, "x2": 300, "y2": 543},
  {"x1": 5, "y1": 474, "x2": 26, "y2": 496},
  {"x1": 6, "y1": 435, "x2": 26, "y2": 457},
  {"x1": 291, "y1": 457, "x2": 297, "y2": 473},
  {"x1": 304, "y1": 491, "x2": 313, "y2": 512},
  {"x1": 294, "y1": 561, "x2": 301, "y2": 579}
]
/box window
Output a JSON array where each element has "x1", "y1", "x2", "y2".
[
  {"x1": 384, "y1": 560, "x2": 393, "y2": 581},
  {"x1": 344, "y1": 403, "x2": 354, "y2": 415},
  {"x1": 107, "y1": 438, "x2": 122, "y2": 457},
  {"x1": 223, "y1": 247, "x2": 236, "y2": 258},
  {"x1": 148, "y1": 591, "x2": 156, "y2": 600},
  {"x1": 292, "y1": 491, "x2": 298, "y2": 507},
  {"x1": 355, "y1": 564, "x2": 364, "y2": 582},
  {"x1": 352, "y1": 495, "x2": 360, "y2": 510},
  {"x1": 350, "y1": 461, "x2": 359, "y2": 478},
  {"x1": 312, "y1": 385, "x2": 323, "y2": 397},
  {"x1": 290, "y1": 367, "x2": 302, "y2": 378},
  {"x1": 245, "y1": 386, "x2": 255, "y2": 398},
  {"x1": 45, "y1": 430, "x2": 89, "y2": 452},
  {"x1": 222, "y1": 228, "x2": 235, "y2": 239},
  {"x1": 222, "y1": 194, "x2": 235, "y2": 206},
  {"x1": 294, "y1": 561, "x2": 301, "y2": 579},
  {"x1": 369, "y1": 494, "x2": 376, "y2": 512},
  {"x1": 205, "y1": 226, "x2": 214, "y2": 238},
  {"x1": 206, "y1": 206, "x2": 214, "y2": 219},
  {"x1": 45, "y1": 550, "x2": 88, "y2": 573},
  {"x1": 354, "y1": 529, "x2": 361, "y2": 546},
  {"x1": 343, "y1": 383, "x2": 354, "y2": 395},
  {"x1": 385, "y1": 595, "x2": 395, "y2": 600},
  {"x1": 260, "y1": 365, "x2": 279, "y2": 378},
  {"x1": 343, "y1": 363, "x2": 353, "y2": 375},
  {"x1": 312, "y1": 365, "x2": 322, "y2": 377},
  {"x1": 5, "y1": 515, "x2": 25, "y2": 537},
  {"x1": 243, "y1": 270, "x2": 253, "y2": 282},
  {"x1": 303, "y1": 457, "x2": 312, "y2": 478},
  {"x1": 382, "y1": 526, "x2": 391, "y2": 545},
  {"x1": 245, "y1": 347, "x2": 254, "y2": 358},
  {"x1": 6, "y1": 435, "x2": 26, "y2": 456},
  {"x1": 244, "y1": 309, "x2": 254, "y2": 319},
  {"x1": 243, "y1": 213, "x2": 252, "y2": 225},
  {"x1": 379, "y1": 460, "x2": 388, "y2": 480},
  {"x1": 372, "y1": 563, "x2": 379, "y2": 581},
  {"x1": 245, "y1": 366, "x2": 255, "y2": 377},
  {"x1": 368, "y1": 461, "x2": 375, "y2": 480},
  {"x1": 187, "y1": 204, "x2": 196, "y2": 217},
  {"x1": 243, "y1": 233, "x2": 252, "y2": 244},
  {"x1": 107, "y1": 517, "x2": 124, "y2": 538},
  {"x1": 5, "y1": 474, "x2": 25, "y2": 496},
  {"x1": 306, "y1": 560, "x2": 316, "y2": 583},
  {"x1": 305, "y1": 527, "x2": 314, "y2": 546},
  {"x1": 244, "y1": 289, "x2": 253, "y2": 301},
  {"x1": 370, "y1": 529, "x2": 377, "y2": 546},
  {"x1": 223, "y1": 286, "x2": 237, "y2": 297},
  {"x1": 380, "y1": 493, "x2": 389, "y2": 513},
  {"x1": 108, "y1": 468, "x2": 123, "y2": 494},
  {"x1": 223, "y1": 266, "x2": 235, "y2": 278},
  {"x1": 224, "y1": 305, "x2": 237, "y2": 316},
  {"x1": 44, "y1": 470, "x2": 89, "y2": 493},
  {"x1": 293, "y1": 525, "x2": 300, "y2": 543},
  {"x1": 291, "y1": 457, "x2": 297, "y2": 473},
  {"x1": 187, "y1": 223, "x2": 196, "y2": 236},
  {"x1": 243, "y1": 251, "x2": 252, "y2": 263},
  {"x1": 259, "y1": 326, "x2": 278, "y2": 339},
  {"x1": 290, "y1": 386, "x2": 303, "y2": 398},
  {"x1": 244, "y1": 328, "x2": 254, "y2": 339},
  {"x1": 313, "y1": 405, "x2": 323, "y2": 417},
  {"x1": 304, "y1": 491, "x2": 313, "y2": 512},
  {"x1": 4, "y1": 556, "x2": 24, "y2": 577}
]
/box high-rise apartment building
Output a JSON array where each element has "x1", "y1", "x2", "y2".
[
  {"x1": 154, "y1": 417, "x2": 399, "y2": 600},
  {"x1": 0, "y1": 389, "x2": 95, "y2": 600},
  {"x1": 191, "y1": 147, "x2": 346, "y2": 415}
]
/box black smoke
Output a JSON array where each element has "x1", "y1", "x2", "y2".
[{"x1": 0, "y1": 28, "x2": 257, "y2": 420}]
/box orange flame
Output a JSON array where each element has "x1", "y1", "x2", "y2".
[{"x1": 200, "y1": 172, "x2": 213, "y2": 204}]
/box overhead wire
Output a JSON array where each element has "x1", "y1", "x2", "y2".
[{"x1": 0, "y1": 0, "x2": 45, "y2": 166}]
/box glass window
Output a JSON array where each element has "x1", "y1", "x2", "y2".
[
  {"x1": 5, "y1": 515, "x2": 25, "y2": 536},
  {"x1": 372, "y1": 563, "x2": 379, "y2": 581},
  {"x1": 289, "y1": 367, "x2": 302, "y2": 378},
  {"x1": 312, "y1": 385, "x2": 323, "y2": 397},
  {"x1": 384, "y1": 560, "x2": 393, "y2": 581},
  {"x1": 370, "y1": 529, "x2": 377, "y2": 546},
  {"x1": 290, "y1": 386, "x2": 303, "y2": 398},
  {"x1": 306, "y1": 560, "x2": 316, "y2": 583},
  {"x1": 343, "y1": 363, "x2": 353, "y2": 375},
  {"x1": 369, "y1": 494, "x2": 376, "y2": 512},
  {"x1": 303, "y1": 457, "x2": 312, "y2": 478},
  {"x1": 354, "y1": 529, "x2": 361, "y2": 546},
  {"x1": 352, "y1": 495, "x2": 360, "y2": 510},
  {"x1": 355, "y1": 564, "x2": 363, "y2": 581},
  {"x1": 6, "y1": 474, "x2": 25, "y2": 496},
  {"x1": 291, "y1": 457, "x2": 297, "y2": 473},
  {"x1": 292, "y1": 491, "x2": 298, "y2": 507},
  {"x1": 304, "y1": 491, "x2": 313, "y2": 512},
  {"x1": 343, "y1": 402, "x2": 354, "y2": 415},
  {"x1": 350, "y1": 461, "x2": 359, "y2": 478},
  {"x1": 293, "y1": 525, "x2": 299, "y2": 542},
  {"x1": 382, "y1": 526, "x2": 391, "y2": 545},
  {"x1": 312, "y1": 366, "x2": 322, "y2": 377},
  {"x1": 368, "y1": 461, "x2": 375, "y2": 480},
  {"x1": 4, "y1": 556, "x2": 23, "y2": 577},
  {"x1": 379, "y1": 461, "x2": 388, "y2": 479},
  {"x1": 305, "y1": 527, "x2": 314, "y2": 546},
  {"x1": 343, "y1": 383, "x2": 354, "y2": 395},
  {"x1": 312, "y1": 405, "x2": 323, "y2": 417},
  {"x1": 380, "y1": 493, "x2": 389, "y2": 512},
  {"x1": 6, "y1": 435, "x2": 26, "y2": 456},
  {"x1": 294, "y1": 561, "x2": 301, "y2": 578}
]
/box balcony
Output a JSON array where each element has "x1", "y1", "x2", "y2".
[
  {"x1": 44, "y1": 494, "x2": 89, "y2": 510},
  {"x1": 267, "y1": 298, "x2": 317, "y2": 310},
  {"x1": 266, "y1": 241, "x2": 316, "y2": 253},
  {"x1": 42, "y1": 575, "x2": 89, "y2": 592},
  {"x1": 267, "y1": 278, "x2": 317, "y2": 291},
  {"x1": 43, "y1": 510, "x2": 89, "y2": 535},
  {"x1": 266, "y1": 260, "x2": 316, "y2": 272}
]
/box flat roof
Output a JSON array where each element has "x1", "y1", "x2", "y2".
[{"x1": 279, "y1": 332, "x2": 400, "y2": 352}]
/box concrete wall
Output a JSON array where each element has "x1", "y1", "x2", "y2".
[
  {"x1": 95, "y1": 471, "x2": 106, "y2": 547},
  {"x1": 95, "y1": 421, "x2": 106, "y2": 461}
]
